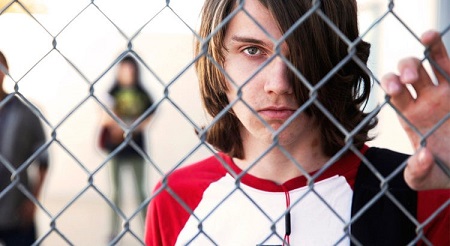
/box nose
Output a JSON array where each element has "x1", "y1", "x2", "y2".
[{"x1": 263, "y1": 57, "x2": 292, "y2": 95}]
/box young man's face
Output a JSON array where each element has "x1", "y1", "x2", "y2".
[{"x1": 222, "y1": 0, "x2": 319, "y2": 149}]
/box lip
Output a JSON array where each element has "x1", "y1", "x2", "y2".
[{"x1": 257, "y1": 106, "x2": 297, "y2": 120}]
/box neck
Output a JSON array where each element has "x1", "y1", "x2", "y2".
[{"x1": 234, "y1": 133, "x2": 329, "y2": 184}]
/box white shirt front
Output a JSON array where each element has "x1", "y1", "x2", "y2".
[{"x1": 176, "y1": 173, "x2": 353, "y2": 246}]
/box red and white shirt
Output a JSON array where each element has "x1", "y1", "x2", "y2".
[{"x1": 145, "y1": 147, "x2": 449, "y2": 245}]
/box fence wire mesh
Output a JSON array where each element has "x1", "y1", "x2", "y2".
[{"x1": 0, "y1": 0, "x2": 449, "y2": 245}]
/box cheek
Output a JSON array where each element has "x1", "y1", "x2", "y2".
[
  {"x1": 224, "y1": 57, "x2": 262, "y2": 117},
  {"x1": 226, "y1": 81, "x2": 259, "y2": 110},
  {"x1": 225, "y1": 56, "x2": 260, "y2": 86},
  {"x1": 230, "y1": 102, "x2": 255, "y2": 131},
  {"x1": 228, "y1": 97, "x2": 259, "y2": 128}
]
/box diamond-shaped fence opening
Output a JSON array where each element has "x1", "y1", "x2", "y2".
[
  {"x1": 0, "y1": 0, "x2": 449, "y2": 245},
  {"x1": 0, "y1": 13, "x2": 53, "y2": 82},
  {"x1": 93, "y1": 0, "x2": 166, "y2": 39},
  {"x1": 55, "y1": 6, "x2": 130, "y2": 84}
]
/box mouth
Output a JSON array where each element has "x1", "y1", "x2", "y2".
[{"x1": 258, "y1": 106, "x2": 297, "y2": 120}]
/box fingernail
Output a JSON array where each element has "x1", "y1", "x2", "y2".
[
  {"x1": 401, "y1": 68, "x2": 417, "y2": 83},
  {"x1": 418, "y1": 149, "x2": 426, "y2": 165},
  {"x1": 388, "y1": 80, "x2": 401, "y2": 94},
  {"x1": 421, "y1": 30, "x2": 436, "y2": 44}
]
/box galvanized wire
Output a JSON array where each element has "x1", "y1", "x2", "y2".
[{"x1": 0, "y1": 0, "x2": 448, "y2": 245}]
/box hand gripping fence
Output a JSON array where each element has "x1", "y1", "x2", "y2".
[{"x1": 0, "y1": 0, "x2": 448, "y2": 245}]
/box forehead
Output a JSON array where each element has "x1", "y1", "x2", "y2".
[
  {"x1": 119, "y1": 62, "x2": 135, "y2": 70},
  {"x1": 224, "y1": 0, "x2": 283, "y2": 43}
]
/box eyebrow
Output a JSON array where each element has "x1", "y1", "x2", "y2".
[
  {"x1": 230, "y1": 35, "x2": 269, "y2": 47},
  {"x1": 229, "y1": 35, "x2": 290, "y2": 56}
]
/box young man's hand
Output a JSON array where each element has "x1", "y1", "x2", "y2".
[{"x1": 381, "y1": 30, "x2": 450, "y2": 190}]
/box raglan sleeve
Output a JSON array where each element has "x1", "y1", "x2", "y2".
[
  {"x1": 144, "y1": 157, "x2": 221, "y2": 246},
  {"x1": 145, "y1": 179, "x2": 191, "y2": 246},
  {"x1": 145, "y1": 182, "x2": 165, "y2": 246}
]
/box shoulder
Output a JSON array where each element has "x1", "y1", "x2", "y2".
[
  {"x1": 5, "y1": 96, "x2": 33, "y2": 119},
  {"x1": 352, "y1": 147, "x2": 417, "y2": 244},
  {"x1": 355, "y1": 147, "x2": 412, "y2": 191},
  {"x1": 146, "y1": 153, "x2": 232, "y2": 245},
  {"x1": 9, "y1": 96, "x2": 39, "y2": 115},
  {"x1": 363, "y1": 147, "x2": 410, "y2": 176},
  {"x1": 8, "y1": 95, "x2": 25, "y2": 109},
  {"x1": 154, "y1": 153, "x2": 230, "y2": 194},
  {"x1": 151, "y1": 153, "x2": 231, "y2": 208},
  {"x1": 134, "y1": 84, "x2": 151, "y2": 97}
]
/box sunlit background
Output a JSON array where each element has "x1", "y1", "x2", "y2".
[{"x1": 0, "y1": 0, "x2": 448, "y2": 245}]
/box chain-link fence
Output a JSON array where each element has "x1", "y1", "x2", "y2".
[{"x1": 0, "y1": 0, "x2": 449, "y2": 245}]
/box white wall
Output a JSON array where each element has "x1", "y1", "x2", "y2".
[{"x1": 358, "y1": 0, "x2": 439, "y2": 154}]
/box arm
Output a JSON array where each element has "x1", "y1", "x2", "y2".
[
  {"x1": 19, "y1": 165, "x2": 48, "y2": 227},
  {"x1": 135, "y1": 113, "x2": 154, "y2": 132},
  {"x1": 381, "y1": 30, "x2": 450, "y2": 190},
  {"x1": 101, "y1": 114, "x2": 125, "y2": 146},
  {"x1": 20, "y1": 114, "x2": 50, "y2": 227},
  {"x1": 34, "y1": 165, "x2": 48, "y2": 198}
]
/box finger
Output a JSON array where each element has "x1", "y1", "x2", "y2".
[
  {"x1": 397, "y1": 57, "x2": 434, "y2": 96},
  {"x1": 381, "y1": 73, "x2": 413, "y2": 111},
  {"x1": 421, "y1": 30, "x2": 450, "y2": 83},
  {"x1": 404, "y1": 148, "x2": 434, "y2": 190}
]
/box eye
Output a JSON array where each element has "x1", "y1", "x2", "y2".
[{"x1": 243, "y1": 46, "x2": 262, "y2": 56}]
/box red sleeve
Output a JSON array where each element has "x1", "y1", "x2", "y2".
[
  {"x1": 417, "y1": 189, "x2": 450, "y2": 246},
  {"x1": 145, "y1": 183, "x2": 163, "y2": 246},
  {"x1": 144, "y1": 154, "x2": 229, "y2": 246},
  {"x1": 145, "y1": 181, "x2": 189, "y2": 246}
]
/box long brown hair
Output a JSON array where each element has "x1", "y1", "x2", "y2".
[{"x1": 195, "y1": 0, "x2": 377, "y2": 158}]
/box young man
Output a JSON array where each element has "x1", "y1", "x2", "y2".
[
  {"x1": 145, "y1": 0, "x2": 449, "y2": 245},
  {"x1": 0, "y1": 52, "x2": 49, "y2": 245}
]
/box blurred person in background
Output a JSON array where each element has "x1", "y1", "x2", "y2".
[
  {"x1": 99, "y1": 54, "x2": 155, "y2": 239},
  {"x1": 0, "y1": 51, "x2": 49, "y2": 246}
]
